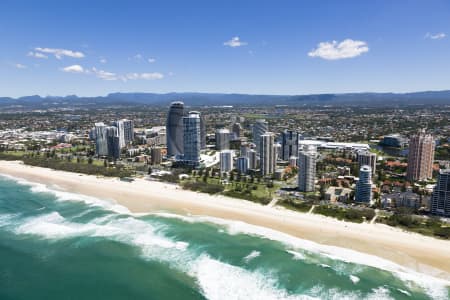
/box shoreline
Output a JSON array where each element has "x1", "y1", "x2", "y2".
[{"x1": 1, "y1": 160, "x2": 450, "y2": 282}]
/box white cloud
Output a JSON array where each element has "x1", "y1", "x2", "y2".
[
  {"x1": 27, "y1": 51, "x2": 48, "y2": 59},
  {"x1": 15, "y1": 63, "x2": 27, "y2": 69},
  {"x1": 425, "y1": 32, "x2": 446, "y2": 40},
  {"x1": 134, "y1": 53, "x2": 142, "y2": 60},
  {"x1": 126, "y1": 72, "x2": 164, "y2": 80},
  {"x1": 148, "y1": 58, "x2": 156, "y2": 63},
  {"x1": 92, "y1": 67, "x2": 118, "y2": 80},
  {"x1": 224, "y1": 36, "x2": 248, "y2": 47},
  {"x1": 62, "y1": 64, "x2": 85, "y2": 73},
  {"x1": 100, "y1": 58, "x2": 107, "y2": 64},
  {"x1": 308, "y1": 39, "x2": 369, "y2": 60},
  {"x1": 34, "y1": 47, "x2": 85, "y2": 59}
]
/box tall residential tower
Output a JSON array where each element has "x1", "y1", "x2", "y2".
[
  {"x1": 166, "y1": 101, "x2": 185, "y2": 157},
  {"x1": 406, "y1": 131, "x2": 435, "y2": 182}
]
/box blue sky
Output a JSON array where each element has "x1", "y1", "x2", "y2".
[{"x1": 1, "y1": 0, "x2": 449, "y2": 97}]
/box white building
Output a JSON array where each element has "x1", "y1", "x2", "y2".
[
  {"x1": 260, "y1": 132, "x2": 275, "y2": 176},
  {"x1": 220, "y1": 150, "x2": 233, "y2": 174},
  {"x1": 298, "y1": 146, "x2": 317, "y2": 192}
]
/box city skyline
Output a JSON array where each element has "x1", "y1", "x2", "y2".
[{"x1": 1, "y1": 0, "x2": 450, "y2": 97}]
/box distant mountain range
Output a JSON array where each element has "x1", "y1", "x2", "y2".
[{"x1": 1, "y1": 90, "x2": 450, "y2": 107}]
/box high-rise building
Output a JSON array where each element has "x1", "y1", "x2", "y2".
[
  {"x1": 247, "y1": 149, "x2": 257, "y2": 170},
  {"x1": 94, "y1": 122, "x2": 108, "y2": 156},
  {"x1": 150, "y1": 147, "x2": 162, "y2": 165},
  {"x1": 260, "y1": 133, "x2": 275, "y2": 176},
  {"x1": 95, "y1": 122, "x2": 120, "y2": 159},
  {"x1": 252, "y1": 119, "x2": 268, "y2": 152},
  {"x1": 357, "y1": 150, "x2": 377, "y2": 175},
  {"x1": 281, "y1": 130, "x2": 299, "y2": 161},
  {"x1": 166, "y1": 101, "x2": 184, "y2": 157},
  {"x1": 406, "y1": 131, "x2": 435, "y2": 182},
  {"x1": 215, "y1": 128, "x2": 230, "y2": 150},
  {"x1": 355, "y1": 165, "x2": 373, "y2": 203},
  {"x1": 274, "y1": 143, "x2": 282, "y2": 162},
  {"x1": 114, "y1": 119, "x2": 134, "y2": 148},
  {"x1": 240, "y1": 143, "x2": 249, "y2": 157},
  {"x1": 232, "y1": 123, "x2": 242, "y2": 140},
  {"x1": 431, "y1": 169, "x2": 450, "y2": 217},
  {"x1": 220, "y1": 150, "x2": 233, "y2": 174},
  {"x1": 183, "y1": 111, "x2": 201, "y2": 166},
  {"x1": 297, "y1": 146, "x2": 316, "y2": 192},
  {"x1": 106, "y1": 126, "x2": 121, "y2": 159},
  {"x1": 200, "y1": 114, "x2": 207, "y2": 150},
  {"x1": 236, "y1": 156, "x2": 249, "y2": 174}
]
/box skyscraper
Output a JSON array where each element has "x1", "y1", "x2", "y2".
[
  {"x1": 200, "y1": 114, "x2": 207, "y2": 150},
  {"x1": 215, "y1": 128, "x2": 230, "y2": 150},
  {"x1": 247, "y1": 149, "x2": 258, "y2": 170},
  {"x1": 406, "y1": 131, "x2": 435, "y2": 182},
  {"x1": 355, "y1": 165, "x2": 373, "y2": 203},
  {"x1": 357, "y1": 150, "x2": 377, "y2": 175},
  {"x1": 166, "y1": 101, "x2": 184, "y2": 157},
  {"x1": 260, "y1": 132, "x2": 275, "y2": 176},
  {"x1": 232, "y1": 123, "x2": 242, "y2": 140},
  {"x1": 252, "y1": 119, "x2": 268, "y2": 152},
  {"x1": 114, "y1": 119, "x2": 134, "y2": 148},
  {"x1": 431, "y1": 169, "x2": 450, "y2": 217},
  {"x1": 220, "y1": 150, "x2": 233, "y2": 174},
  {"x1": 297, "y1": 146, "x2": 316, "y2": 192},
  {"x1": 94, "y1": 122, "x2": 108, "y2": 156},
  {"x1": 183, "y1": 111, "x2": 201, "y2": 166},
  {"x1": 281, "y1": 130, "x2": 299, "y2": 161},
  {"x1": 236, "y1": 156, "x2": 249, "y2": 174},
  {"x1": 106, "y1": 126, "x2": 121, "y2": 160}
]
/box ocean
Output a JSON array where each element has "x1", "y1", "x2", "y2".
[{"x1": 0, "y1": 174, "x2": 449, "y2": 300}]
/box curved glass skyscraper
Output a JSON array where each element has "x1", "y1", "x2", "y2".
[{"x1": 166, "y1": 101, "x2": 185, "y2": 157}]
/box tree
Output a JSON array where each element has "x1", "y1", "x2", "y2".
[
  {"x1": 88, "y1": 157, "x2": 93, "y2": 164},
  {"x1": 104, "y1": 159, "x2": 107, "y2": 168},
  {"x1": 148, "y1": 166, "x2": 152, "y2": 175}
]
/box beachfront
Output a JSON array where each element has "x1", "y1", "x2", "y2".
[{"x1": 1, "y1": 160, "x2": 449, "y2": 281}]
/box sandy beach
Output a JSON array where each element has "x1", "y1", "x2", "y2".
[{"x1": 1, "y1": 160, "x2": 449, "y2": 281}]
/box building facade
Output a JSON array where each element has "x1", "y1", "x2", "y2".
[
  {"x1": 220, "y1": 150, "x2": 233, "y2": 174},
  {"x1": 94, "y1": 122, "x2": 108, "y2": 156},
  {"x1": 182, "y1": 111, "x2": 201, "y2": 166},
  {"x1": 247, "y1": 149, "x2": 258, "y2": 170},
  {"x1": 357, "y1": 150, "x2": 377, "y2": 175},
  {"x1": 215, "y1": 128, "x2": 230, "y2": 150},
  {"x1": 431, "y1": 169, "x2": 450, "y2": 217},
  {"x1": 114, "y1": 119, "x2": 134, "y2": 148},
  {"x1": 150, "y1": 147, "x2": 162, "y2": 165},
  {"x1": 355, "y1": 165, "x2": 373, "y2": 203},
  {"x1": 297, "y1": 146, "x2": 317, "y2": 192},
  {"x1": 252, "y1": 119, "x2": 268, "y2": 152},
  {"x1": 281, "y1": 130, "x2": 299, "y2": 161},
  {"x1": 406, "y1": 131, "x2": 435, "y2": 182},
  {"x1": 260, "y1": 133, "x2": 275, "y2": 176},
  {"x1": 236, "y1": 156, "x2": 249, "y2": 174},
  {"x1": 166, "y1": 101, "x2": 185, "y2": 157}
]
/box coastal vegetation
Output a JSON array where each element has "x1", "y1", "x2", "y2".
[{"x1": 377, "y1": 209, "x2": 450, "y2": 239}]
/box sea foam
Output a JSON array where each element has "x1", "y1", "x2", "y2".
[
  {"x1": 152, "y1": 212, "x2": 450, "y2": 300},
  {"x1": 0, "y1": 174, "x2": 130, "y2": 214}
]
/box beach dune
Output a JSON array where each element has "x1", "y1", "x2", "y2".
[{"x1": 1, "y1": 160, "x2": 449, "y2": 281}]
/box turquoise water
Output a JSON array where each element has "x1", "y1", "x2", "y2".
[{"x1": 0, "y1": 175, "x2": 449, "y2": 300}]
